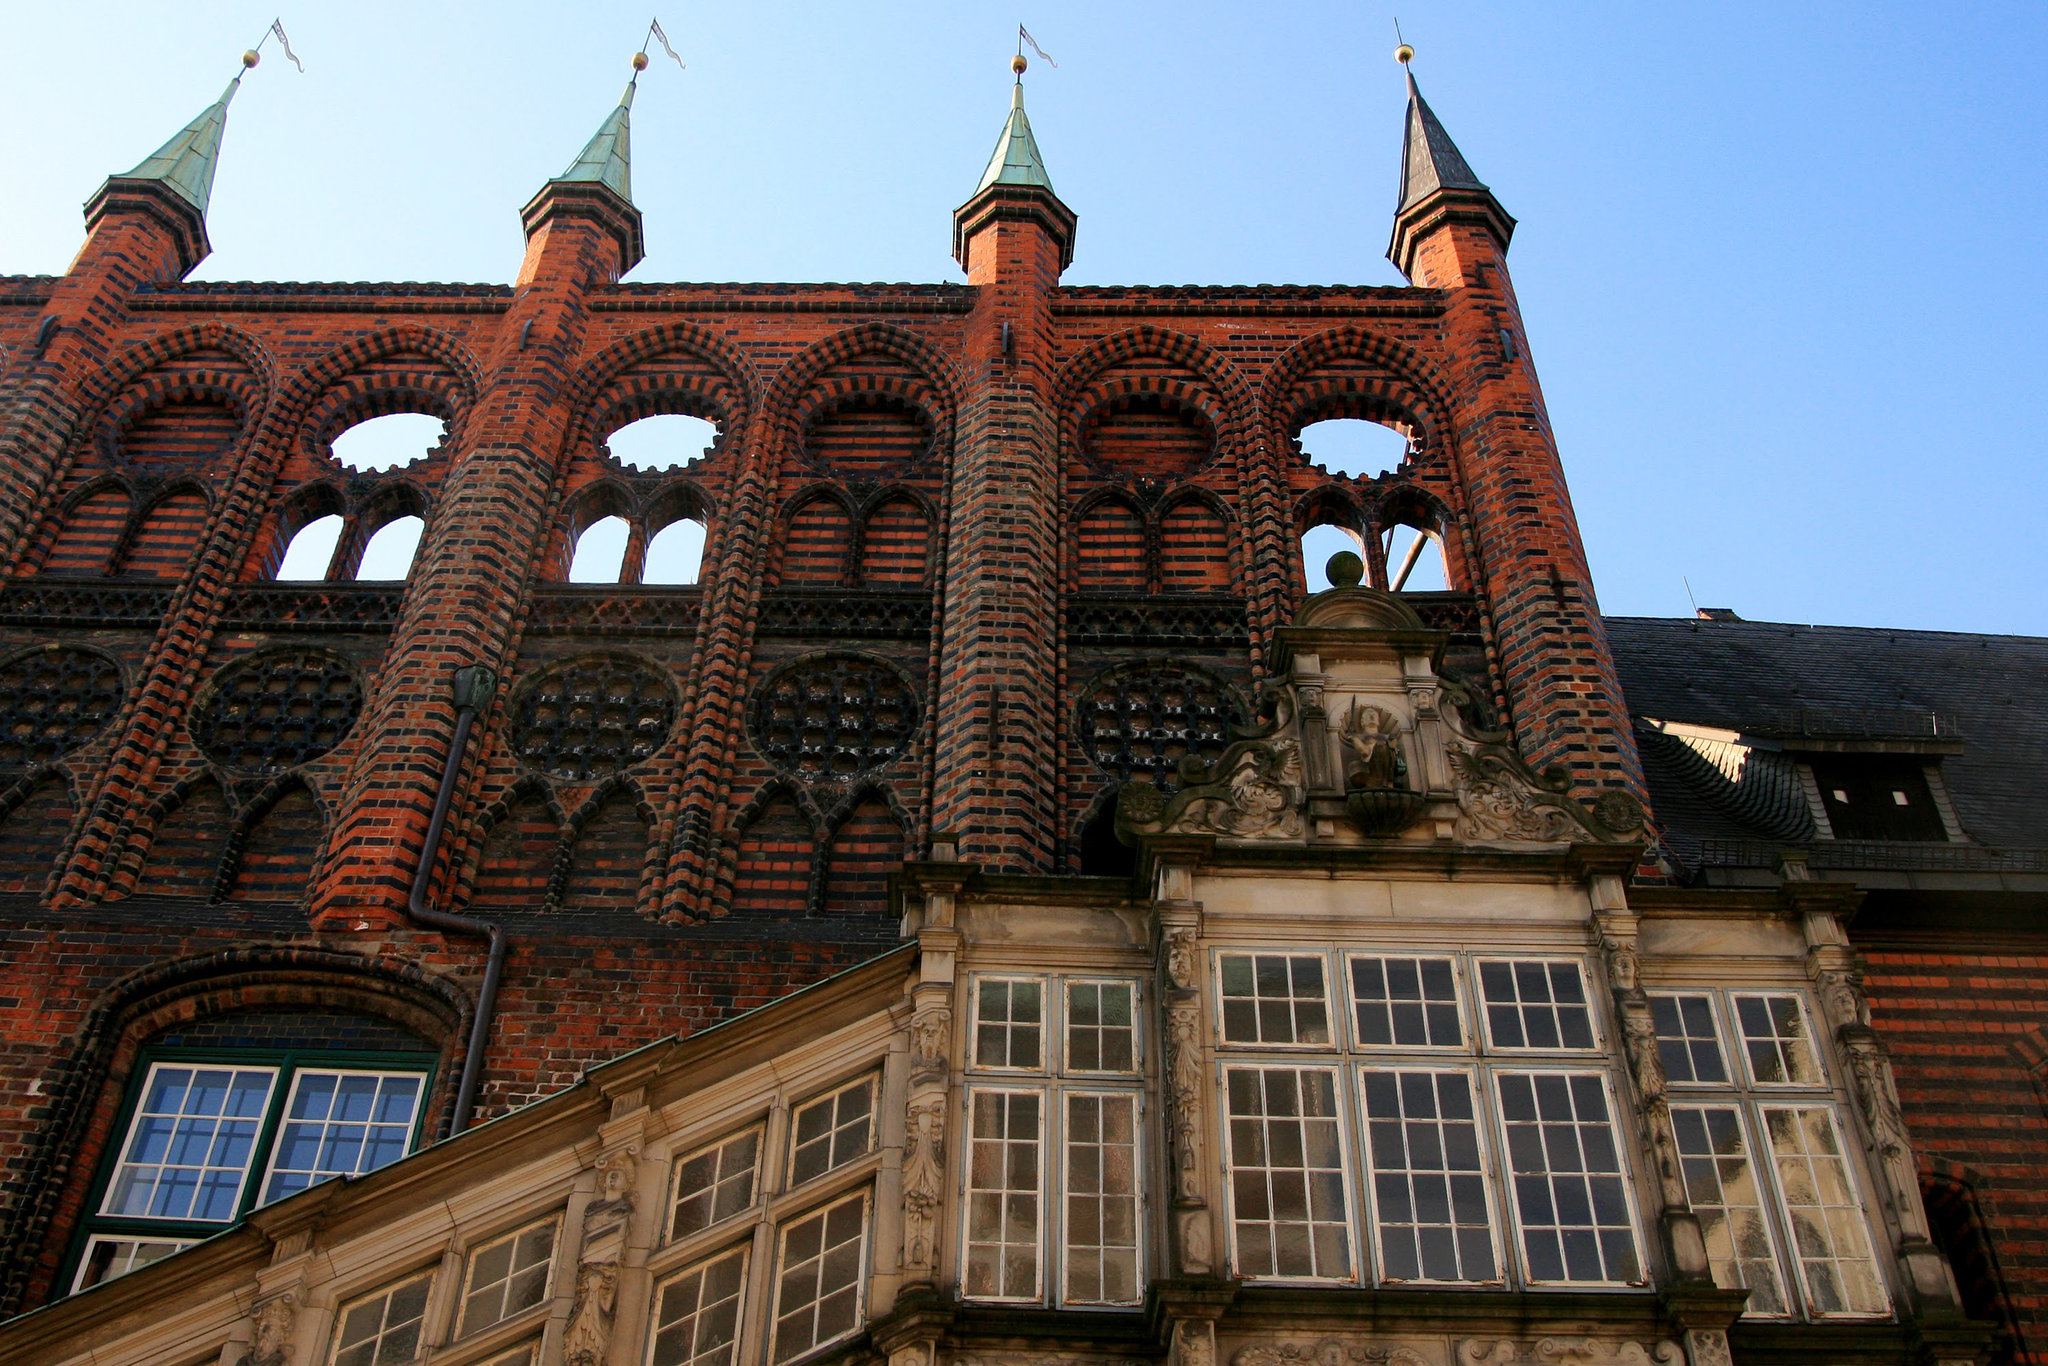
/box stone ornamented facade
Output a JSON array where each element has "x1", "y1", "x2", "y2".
[{"x1": 0, "y1": 39, "x2": 2038, "y2": 1366}]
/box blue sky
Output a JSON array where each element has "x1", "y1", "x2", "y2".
[{"x1": 4, "y1": 3, "x2": 2043, "y2": 633}]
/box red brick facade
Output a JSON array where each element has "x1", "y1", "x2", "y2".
[{"x1": 1, "y1": 69, "x2": 2038, "y2": 1358}]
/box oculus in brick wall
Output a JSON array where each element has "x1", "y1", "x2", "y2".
[
  {"x1": 1077, "y1": 659, "x2": 1243, "y2": 792},
  {"x1": 0, "y1": 645, "x2": 125, "y2": 766},
  {"x1": 748, "y1": 653, "x2": 920, "y2": 782},
  {"x1": 510, "y1": 654, "x2": 678, "y2": 781},
  {"x1": 193, "y1": 649, "x2": 363, "y2": 771}
]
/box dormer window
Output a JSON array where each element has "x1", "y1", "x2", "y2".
[{"x1": 1808, "y1": 757, "x2": 1947, "y2": 841}]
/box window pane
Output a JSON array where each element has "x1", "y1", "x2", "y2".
[
  {"x1": 1761, "y1": 1106, "x2": 1889, "y2": 1316},
  {"x1": 1651, "y1": 994, "x2": 1729, "y2": 1084},
  {"x1": 1479, "y1": 961, "x2": 1596, "y2": 1052},
  {"x1": 1734, "y1": 995, "x2": 1827, "y2": 1087},
  {"x1": 963, "y1": 1091, "x2": 1043, "y2": 1301},
  {"x1": 974, "y1": 978, "x2": 1045, "y2": 1069},
  {"x1": 73, "y1": 1235, "x2": 191, "y2": 1292},
  {"x1": 1359, "y1": 1069, "x2": 1497, "y2": 1283},
  {"x1": 1350, "y1": 956, "x2": 1462, "y2": 1048},
  {"x1": 261, "y1": 1070, "x2": 423, "y2": 1205},
  {"x1": 671, "y1": 1129, "x2": 762, "y2": 1239},
  {"x1": 1066, "y1": 981, "x2": 1138, "y2": 1073},
  {"x1": 1218, "y1": 954, "x2": 1330, "y2": 1046},
  {"x1": 1495, "y1": 1072, "x2": 1641, "y2": 1284},
  {"x1": 1064, "y1": 1092, "x2": 1141, "y2": 1305},
  {"x1": 459, "y1": 1218, "x2": 558, "y2": 1337},
  {"x1": 1671, "y1": 1105, "x2": 1789, "y2": 1315},
  {"x1": 651, "y1": 1246, "x2": 749, "y2": 1366},
  {"x1": 102, "y1": 1064, "x2": 276, "y2": 1222},
  {"x1": 771, "y1": 1192, "x2": 869, "y2": 1364},
  {"x1": 1223, "y1": 1067, "x2": 1351, "y2": 1280},
  {"x1": 789, "y1": 1079, "x2": 875, "y2": 1187},
  {"x1": 332, "y1": 1272, "x2": 434, "y2": 1366}
]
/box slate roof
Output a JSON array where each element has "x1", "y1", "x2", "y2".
[{"x1": 1605, "y1": 616, "x2": 2048, "y2": 858}]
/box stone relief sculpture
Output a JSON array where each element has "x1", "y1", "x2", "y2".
[
  {"x1": 563, "y1": 1262, "x2": 618, "y2": 1366},
  {"x1": 1458, "y1": 1341, "x2": 1682, "y2": 1366},
  {"x1": 909, "y1": 1004, "x2": 951, "y2": 1082},
  {"x1": 902, "y1": 1093, "x2": 947, "y2": 1271},
  {"x1": 1232, "y1": 1339, "x2": 1432, "y2": 1366},
  {"x1": 249, "y1": 1292, "x2": 297, "y2": 1366},
  {"x1": 1438, "y1": 675, "x2": 1642, "y2": 847}
]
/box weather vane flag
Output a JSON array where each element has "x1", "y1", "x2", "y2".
[
  {"x1": 1018, "y1": 25, "x2": 1057, "y2": 67},
  {"x1": 644, "y1": 17, "x2": 686, "y2": 71},
  {"x1": 242, "y1": 17, "x2": 305, "y2": 73}
]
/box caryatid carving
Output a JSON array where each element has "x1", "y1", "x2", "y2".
[
  {"x1": 563, "y1": 1261, "x2": 619, "y2": 1366},
  {"x1": 910, "y1": 1003, "x2": 951, "y2": 1082},
  {"x1": 249, "y1": 1291, "x2": 298, "y2": 1366},
  {"x1": 901, "y1": 1092, "x2": 947, "y2": 1274}
]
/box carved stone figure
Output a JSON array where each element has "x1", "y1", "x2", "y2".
[
  {"x1": 249, "y1": 1292, "x2": 297, "y2": 1366},
  {"x1": 1164, "y1": 928, "x2": 1198, "y2": 992},
  {"x1": 902, "y1": 1093, "x2": 947, "y2": 1270},
  {"x1": 1175, "y1": 1320, "x2": 1216, "y2": 1366},
  {"x1": 910, "y1": 1005, "x2": 951, "y2": 1081},
  {"x1": 1165, "y1": 1002, "x2": 1206, "y2": 1202},
  {"x1": 563, "y1": 1262, "x2": 619, "y2": 1366},
  {"x1": 1339, "y1": 700, "x2": 1407, "y2": 791},
  {"x1": 1459, "y1": 1342, "x2": 1680, "y2": 1366},
  {"x1": 1680, "y1": 1331, "x2": 1733, "y2": 1366}
]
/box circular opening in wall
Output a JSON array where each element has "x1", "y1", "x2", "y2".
[{"x1": 194, "y1": 649, "x2": 363, "y2": 770}]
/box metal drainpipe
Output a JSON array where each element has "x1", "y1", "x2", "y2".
[{"x1": 405, "y1": 664, "x2": 503, "y2": 1135}]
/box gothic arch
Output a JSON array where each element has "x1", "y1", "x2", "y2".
[
  {"x1": 764, "y1": 322, "x2": 966, "y2": 452},
  {"x1": 465, "y1": 776, "x2": 569, "y2": 910},
  {"x1": 0, "y1": 766, "x2": 78, "y2": 896},
  {"x1": 67, "y1": 321, "x2": 278, "y2": 430},
  {"x1": 108, "y1": 478, "x2": 215, "y2": 580},
  {"x1": 569, "y1": 319, "x2": 764, "y2": 447},
  {"x1": 0, "y1": 944, "x2": 468, "y2": 1314},
  {"x1": 93, "y1": 374, "x2": 258, "y2": 472},
  {"x1": 216, "y1": 774, "x2": 328, "y2": 903},
  {"x1": 1053, "y1": 325, "x2": 1257, "y2": 450},
  {"x1": 262, "y1": 327, "x2": 484, "y2": 484},
  {"x1": 1261, "y1": 325, "x2": 1458, "y2": 458}
]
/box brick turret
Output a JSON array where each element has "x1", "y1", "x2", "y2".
[
  {"x1": 312, "y1": 81, "x2": 645, "y2": 926},
  {"x1": 1386, "y1": 62, "x2": 1644, "y2": 800},
  {"x1": 934, "y1": 71, "x2": 1077, "y2": 870}
]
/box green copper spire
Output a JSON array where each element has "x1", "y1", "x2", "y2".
[
  {"x1": 114, "y1": 75, "x2": 240, "y2": 215},
  {"x1": 553, "y1": 80, "x2": 635, "y2": 203},
  {"x1": 974, "y1": 80, "x2": 1053, "y2": 195}
]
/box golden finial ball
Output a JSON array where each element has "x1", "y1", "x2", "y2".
[
  {"x1": 632, "y1": 51, "x2": 649, "y2": 71},
  {"x1": 242, "y1": 49, "x2": 260, "y2": 68},
  {"x1": 1394, "y1": 43, "x2": 1414, "y2": 65},
  {"x1": 1012, "y1": 53, "x2": 1028, "y2": 75}
]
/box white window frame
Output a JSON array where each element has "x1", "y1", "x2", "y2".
[
  {"x1": 1343, "y1": 953, "x2": 1473, "y2": 1053},
  {"x1": 1218, "y1": 1061, "x2": 1358, "y2": 1285},
  {"x1": 259, "y1": 1067, "x2": 429, "y2": 1207},
  {"x1": 1489, "y1": 1067, "x2": 1647, "y2": 1288},
  {"x1": 785, "y1": 1076, "x2": 878, "y2": 1190},
  {"x1": 455, "y1": 1214, "x2": 559, "y2": 1339},
  {"x1": 1472, "y1": 958, "x2": 1603, "y2": 1055},
  {"x1": 329, "y1": 1268, "x2": 436, "y2": 1366},
  {"x1": 98, "y1": 1061, "x2": 281, "y2": 1223},
  {"x1": 647, "y1": 1242, "x2": 751, "y2": 1366},
  {"x1": 1354, "y1": 1064, "x2": 1503, "y2": 1286},
  {"x1": 70, "y1": 1233, "x2": 195, "y2": 1294},
  {"x1": 956, "y1": 972, "x2": 1148, "y2": 1310},
  {"x1": 668, "y1": 1124, "x2": 765, "y2": 1242},
  {"x1": 969, "y1": 975, "x2": 1050, "y2": 1073},
  {"x1": 959, "y1": 1085, "x2": 1048, "y2": 1304},
  {"x1": 1729, "y1": 991, "x2": 1829, "y2": 1089},
  {"x1": 1062, "y1": 977, "x2": 1143, "y2": 1077},
  {"x1": 1213, "y1": 950, "x2": 1338, "y2": 1051},
  {"x1": 1057, "y1": 1088, "x2": 1146, "y2": 1307},
  {"x1": 1652, "y1": 987, "x2": 1893, "y2": 1322},
  {"x1": 768, "y1": 1188, "x2": 872, "y2": 1366}
]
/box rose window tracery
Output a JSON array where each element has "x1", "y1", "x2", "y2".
[
  {"x1": 510, "y1": 655, "x2": 677, "y2": 781},
  {"x1": 749, "y1": 653, "x2": 919, "y2": 781},
  {"x1": 195, "y1": 650, "x2": 362, "y2": 770}
]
